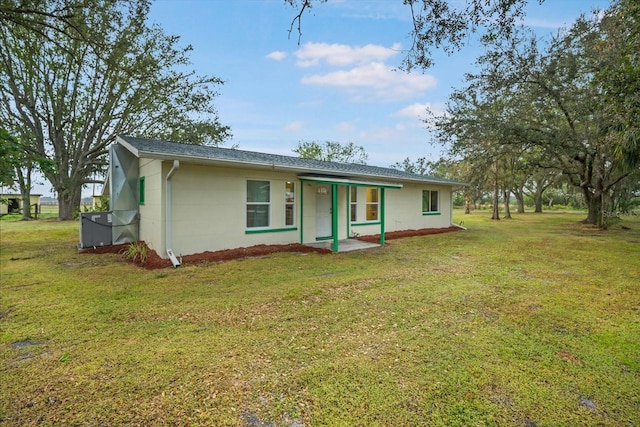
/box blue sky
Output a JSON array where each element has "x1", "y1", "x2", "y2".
[
  {"x1": 29, "y1": 0, "x2": 612, "y2": 197},
  {"x1": 146, "y1": 0, "x2": 610, "y2": 168}
]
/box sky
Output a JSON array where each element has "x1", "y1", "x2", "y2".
[{"x1": 30, "y1": 0, "x2": 612, "y2": 198}]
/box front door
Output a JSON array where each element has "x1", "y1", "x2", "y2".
[{"x1": 316, "y1": 185, "x2": 332, "y2": 239}]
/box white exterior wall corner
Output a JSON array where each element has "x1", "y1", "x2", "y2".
[
  {"x1": 382, "y1": 183, "x2": 453, "y2": 233},
  {"x1": 138, "y1": 158, "x2": 164, "y2": 255},
  {"x1": 161, "y1": 164, "x2": 304, "y2": 258},
  {"x1": 300, "y1": 182, "x2": 317, "y2": 244}
]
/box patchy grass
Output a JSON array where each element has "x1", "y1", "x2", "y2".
[{"x1": 1, "y1": 212, "x2": 639, "y2": 426}]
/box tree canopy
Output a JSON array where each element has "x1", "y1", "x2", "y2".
[
  {"x1": 293, "y1": 141, "x2": 368, "y2": 164},
  {"x1": 431, "y1": 0, "x2": 639, "y2": 227},
  {"x1": 285, "y1": 0, "x2": 543, "y2": 70},
  {"x1": 0, "y1": 0, "x2": 231, "y2": 219}
]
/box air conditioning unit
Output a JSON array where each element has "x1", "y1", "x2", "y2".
[{"x1": 79, "y1": 212, "x2": 113, "y2": 249}]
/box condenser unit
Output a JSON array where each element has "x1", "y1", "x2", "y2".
[{"x1": 79, "y1": 212, "x2": 113, "y2": 249}]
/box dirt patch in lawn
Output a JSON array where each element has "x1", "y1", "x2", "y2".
[{"x1": 81, "y1": 226, "x2": 461, "y2": 269}]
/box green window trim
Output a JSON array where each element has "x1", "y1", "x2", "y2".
[
  {"x1": 245, "y1": 227, "x2": 297, "y2": 235},
  {"x1": 351, "y1": 221, "x2": 381, "y2": 227},
  {"x1": 422, "y1": 189, "x2": 439, "y2": 214},
  {"x1": 139, "y1": 176, "x2": 145, "y2": 205}
]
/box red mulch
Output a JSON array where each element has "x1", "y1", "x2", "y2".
[
  {"x1": 80, "y1": 226, "x2": 461, "y2": 270},
  {"x1": 81, "y1": 242, "x2": 332, "y2": 270}
]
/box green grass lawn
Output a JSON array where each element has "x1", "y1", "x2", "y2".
[{"x1": 1, "y1": 211, "x2": 639, "y2": 426}]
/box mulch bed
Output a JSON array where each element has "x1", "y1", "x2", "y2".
[{"x1": 80, "y1": 226, "x2": 461, "y2": 270}]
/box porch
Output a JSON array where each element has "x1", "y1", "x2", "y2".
[{"x1": 305, "y1": 238, "x2": 380, "y2": 253}]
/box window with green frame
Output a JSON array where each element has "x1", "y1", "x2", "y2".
[
  {"x1": 139, "y1": 176, "x2": 145, "y2": 205},
  {"x1": 365, "y1": 187, "x2": 379, "y2": 221},
  {"x1": 422, "y1": 190, "x2": 439, "y2": 213}
]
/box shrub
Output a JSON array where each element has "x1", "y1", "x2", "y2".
[{"x1": 120, "y1": 241, "x2": 148, "y2": 264}]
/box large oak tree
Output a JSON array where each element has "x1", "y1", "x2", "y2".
[
  {"x1": 433, "y1": 3, "x2": 638, "y2": 227},
  {"x1": 0, "y1": 0, "x2": 231, "y2": 219}
]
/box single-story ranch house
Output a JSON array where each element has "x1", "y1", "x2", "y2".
[{"x1": 102, "y1": 136, "x2": 464, "y2": 266}]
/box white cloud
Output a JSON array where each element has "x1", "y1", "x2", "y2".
[
  {"x1": 395, "y1": 102, "x2": 445, "y2": 120},
  {"x1": 335, "y1": 121, "x2": 357, "y2": 132},
  {"x1": 284, "y1": 121, "x2": 303, "y2": 132},
  {"x1": 266, "y1": 51, "x2": 287, "y2": 61},
  {"x1": 295, "y1": 42, "x2": 401, "y2": 68},
  {"x1": 396, "y1": 102, "x2": 431, "y2": 119},
  {"x1": 301, "y1": 62, "x2": 437, "y2": 101}
]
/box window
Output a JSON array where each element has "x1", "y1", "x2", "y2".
[
  {"x1": 285, "y1": 181, "x2": 295, "y2": 226},
  {"x1": 246, "y1": 180, "x2": 270, "y2": 228},
  {"x1": 366, "y1": 187, "x2": 379, "y2": 221},
  {"x1": 422, "y1": 190, "x2": 439, "y2": 213},
  {"x1": 139, "y1": 176, "x2": 145, "y2": 205},
  {"x1": 350, "y1": 186, "x2": 357, "y2": 222}
]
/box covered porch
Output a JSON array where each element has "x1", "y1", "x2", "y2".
[{"x1": 298, "y1": 175, "x2": 402, "y2": 252}]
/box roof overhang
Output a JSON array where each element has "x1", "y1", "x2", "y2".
[
  {"x1": 114, "y1": 136, "x2": 465, "y2": 187},
  {"x1": 298, "y1": 175, "x2": 403, "y2": 189}
]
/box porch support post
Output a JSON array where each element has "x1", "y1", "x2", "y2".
[
  {"x1": 299, "y1": 180, "x2": 304, "y2": 244},
  {"x1": 332, "y1": 183, "x2": 339, "y2": 252},
  {"x1": 380, "y1": 187, "x2": 386, "y2": 246}
]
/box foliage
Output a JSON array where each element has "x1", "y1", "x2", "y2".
[
  {"x1": 1, "y1": 213, "x2": 639, "y2": 425},
  {"x1": 593, "y1": 0, "x2": 640, "y2": 168},
  {"x1": 0, "y1": 0, "x2": 231, "y2": 220},
  {"x1": 94, "y1": 196, "x2": 109, "y2": 212},
  {"x1": 285, "y1": 0, "x2": 542, "y2": 70},
  {"x1": 0, "y1": 0, "x2": 93, "y2": 46},
  {"x1": 293, "y1": 140, "x2": 368, "y2": 164},
  {"x1": 390, "y1": 157, "x2": 432, "y2": 175},
  {"x1": 0, "y1": 128, "x2": 19, "y2": 187},
  {"x1": 120, "y1": 241, "x2": 148, "y2": 264},
  {"x1": 431, "y1": 5, "x2": 640, "y2": 228}
]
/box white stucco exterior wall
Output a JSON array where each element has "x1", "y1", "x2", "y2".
[
  {"x1": 138, "y1": 158, "x2": 164, "y2": 255},
  {"x1": 136, "y1": 159, "x2": 457, "y2": 258}
]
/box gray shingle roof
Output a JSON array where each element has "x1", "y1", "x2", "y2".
[{"x1": 117, "y1": 135, "x2": 463, "y2": 186}]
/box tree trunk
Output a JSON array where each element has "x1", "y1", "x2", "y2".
[
  {"x1": 57, "y1": 185, "x2": 82, "y2": 220},
  {"x1": 20, "y1": 193, "x2": 32, "y2": 219},
  {"x1": 582, "y1": 186, "x2": 598, "y2": 225},
  {"x1": 513, "y1": 189, "x2": 525, "y2": 213},
  {"x1": 503, "y1": 189, "x2": 512, "y2": 219},
  {"x1": 534, "y1": 177, "x2": 551, "y2": 213},
  {"x1": 491, "y1": 164, "x2": 500, "y2": 220},
  {"x1": 534, "y1": 190, "x2": 543, "y2": 213},
  {"x1": 15, "y1": 165, "x2": 32, "y2": 220}
]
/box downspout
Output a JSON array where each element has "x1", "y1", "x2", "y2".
[
  {"x1": 166, "y1": 160, "x2": 181, "y2": 267},
  {"x1": 451, "y1": 186, "x2": 467, "y2": 230}
]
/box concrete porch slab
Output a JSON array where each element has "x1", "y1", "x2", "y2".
[{"x1": 305, "y1": 238, "x2": 380, "y2": 252}]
